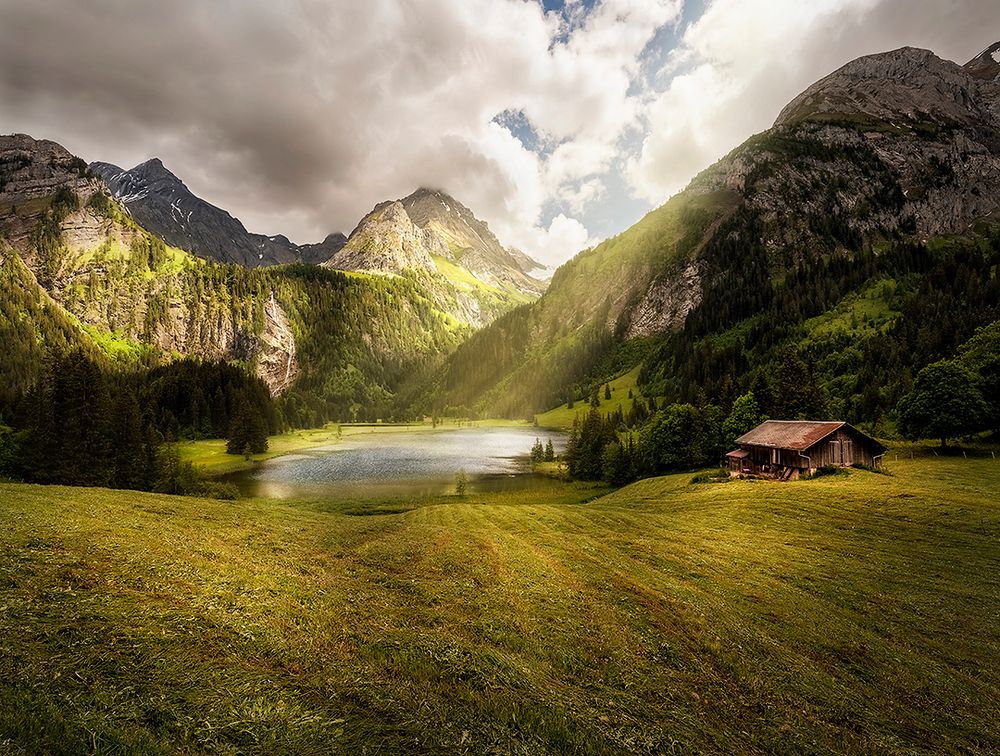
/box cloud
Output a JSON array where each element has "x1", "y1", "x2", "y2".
[
  {"x1": 0, "y1": 0, "x2": 677, "y2": 265},
  {"x1": 0, "y1": 0, "x2": 992, "y2": 266},
  {"x1": 515, "y1": 213, "x2": 598, "y2": 270}
]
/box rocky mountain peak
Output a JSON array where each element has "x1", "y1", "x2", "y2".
[
  {"x1": 775, "y1": 45, "x2": 999, "y2": 129},
  {"x1": 964, "y1": 40, "x2": 1000, "y2": 81},
  {"x1": 131, "y1": 157, "x2": 179, "y2": 182},
  {"x1": 398, "y1": 187, "x2": 544, "y2": 284}
]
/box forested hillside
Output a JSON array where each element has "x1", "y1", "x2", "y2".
[
  {"x1": 0, "y1": 135, "x2": 468, "y2": 436},
  {"x1": 435, "y1": 44, "x2": 1000, "y2": 438}
]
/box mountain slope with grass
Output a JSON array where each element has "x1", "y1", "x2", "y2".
[{"x1": 435, "y1": 42, "x2": 1000, "y2": 429}]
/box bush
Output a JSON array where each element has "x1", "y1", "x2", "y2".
[
  {"x1": 809, "y1": 465, "x2": 849, "y2": 478},
  {"x1": 690, "y1": 468, "x2": 731, "y2": 485}
]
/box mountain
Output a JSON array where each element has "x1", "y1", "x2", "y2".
[
  {"x1": 964, "y1": 41, "x2": 1000, "y2": 81},
  {"x1": 298, "y1": 232, "x2": 348, "y2": 264},
  {"x1": 1, "y1": 134, "x2": 465, "y2": 422},
  {"x1": 436, "y1": 42, "x2": 1000, "y2": 428},
  {"x1": 89, "y1": 158, "x2": 540, "y2": 327},
  {"x1": 324, "y1": 188, "x2": 545, "y2": 326},
  {"x1": 399, "y1": 188, "x2": 544, "y2": 292},
  {"x1": 89, "y1": 158, "x2": 346, "y2": 267}
]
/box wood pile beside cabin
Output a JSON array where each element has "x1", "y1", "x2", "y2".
[{"x1": 726, "y1": 421, "x2": 886, "y2": 479}]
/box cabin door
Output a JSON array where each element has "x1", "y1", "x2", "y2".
[{"x1": 842, "y1": 440, "x2": 852, "y2": 465}]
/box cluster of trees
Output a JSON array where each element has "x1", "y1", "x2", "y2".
[
  {"x1": 0, "y1": 348, "x2": 277, "y2": 496},
  {"x1": 529, "y1": 438, "x2": 555, "y2": 463},
  {"x1": 564, "y1": 391, "x2": 766, "y2": 485},
  {"x1": 896, "y1": 321, "x2": 1000, "y2": 445},
  {"x1": 142, "y1": 358, "x2": 278, "y2": 441}
]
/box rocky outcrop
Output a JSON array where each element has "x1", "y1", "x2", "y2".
[
  {"x1": 256, "y1": 291, "x2": 298, "y2": 395},
  {"x1": 0, "y1": 134, "x2": 104, "y2": 252},
  {"x1": 0, "y1": 134, "x2": 95, "y2": 201},
  {"x1": 625, "y1": 260, "x2": 704, "y2": 339},
  {"x1": 325, "y1": 200, "x2": 442, "y2": 274}
]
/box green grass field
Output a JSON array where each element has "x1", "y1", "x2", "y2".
[
  {"x1": 1, "y1": 454, "x2": 999, "y2": 753},
  {"x1": 535, "y1": 366, "x2": 646, "y2": 430}
]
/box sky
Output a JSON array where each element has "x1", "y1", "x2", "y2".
[{"x1": 0, "y1": 0, "x2": 995, "y2": 267}]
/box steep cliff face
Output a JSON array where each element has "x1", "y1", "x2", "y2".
[{"x1": 258, "y1": 291, "x2": 298, "y2": 395}]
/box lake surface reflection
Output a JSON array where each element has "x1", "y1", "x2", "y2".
[{"x1": 221, "y1": 426, "x2": 567, "y2": 500}]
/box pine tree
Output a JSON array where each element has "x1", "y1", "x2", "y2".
[
  {"x1": 227, "y1": 404, "x2": 269, "y2": 455},
  {"x1": 530, "y1": 438, "x2": 544, "y2": 463},
  {"x1": 604, "y1": 383, "x2": 612, "y2": 400}
]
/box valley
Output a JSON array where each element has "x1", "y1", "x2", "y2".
[{"x1": 2, "y1": 15, "x2": 1000, "y2": 754}]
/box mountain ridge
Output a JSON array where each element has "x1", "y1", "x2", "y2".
[
  {"x1": 435, "y1": 40, "x2": 1000, "y2": 425},
  {"x1": 89, "y1": 158, "x2": 337, "y2": 267}
]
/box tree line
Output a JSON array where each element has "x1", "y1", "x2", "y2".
[{"x1": 0, "y1": 349, "x2": 275, "y2": 496}]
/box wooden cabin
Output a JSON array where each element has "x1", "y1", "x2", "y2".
[{"x1": 725, "y1": 420, "x2": 886, "y2": 479}]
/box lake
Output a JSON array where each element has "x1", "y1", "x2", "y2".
[{"x1": 220, "y1": 426, "x2": 568, "y2": 499}]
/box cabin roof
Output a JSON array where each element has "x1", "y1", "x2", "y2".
[
  {"x1": 725, "y1": 449, "x2": 751, "y2": 458},
  {"x1": 735, "y1": 420, "x2": 849, "y2": 451}
]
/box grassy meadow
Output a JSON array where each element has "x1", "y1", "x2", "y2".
[
  {"x1": 535, "y1": 366, "x2": 645, "y2": 430},
  {"x1": 1, "y1": 452, "x2": 999, "y2": 753}
]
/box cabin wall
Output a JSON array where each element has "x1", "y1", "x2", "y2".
[
  {"x1": 804, "y1": 430, "x2": 884, "y2": 468},
  {"x1": 735, "y1": 429, "x2": 884, "y2": 475},
  {"x1": 743, "y1": 445, "x2": 810, "y2": 469}
]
